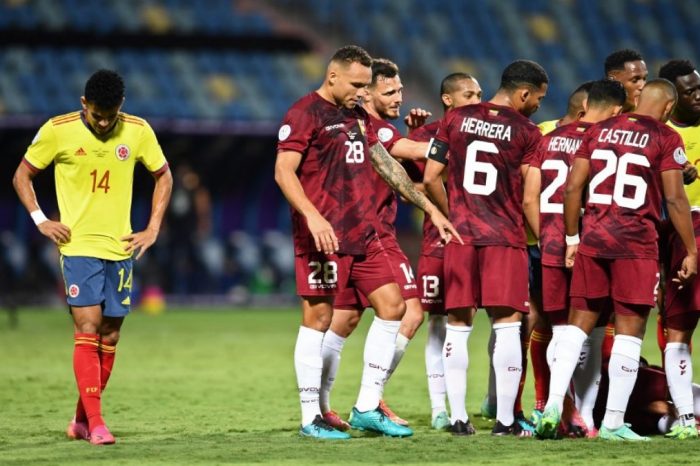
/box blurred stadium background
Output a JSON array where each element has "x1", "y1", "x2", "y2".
[{"x1": 1, "y1": 0, "x2": 698, "y2": 309}]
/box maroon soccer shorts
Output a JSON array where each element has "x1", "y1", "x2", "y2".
[
  {"x1": 334, "y1": 235, "x2": 418, "y2": 310},
  {"x1": 444, "y1": 244, "x2": 528, "y2": 313},
  {"x1": 417, "y1": 254, "x2": 445, "y2": 315},
  {"x1": 541, "y1": 265, "x2": 571, "y2": 325},
  {"x1": 570, "y1": 253, "x2": 658, "y2": 315},
  {"x1": 663, "y1": 224, "x2": 700, "y2": 331},
  {"x1": 295, "y1": 237, "x2": 395, "y2": 299}
]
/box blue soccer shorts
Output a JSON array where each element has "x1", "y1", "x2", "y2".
[{"x1": 60, "y1": 256, "x2": 133, "y2": 317}]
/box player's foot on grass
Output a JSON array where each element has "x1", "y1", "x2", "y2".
[
  {"x1": 300, "y1": 415, "x2": 351, "y2": 440},
  {"x1": 491, "y1": 420, "x2": 526, "y2": 437},
  {"x1": 515, "y1": 412, "x2": 535, "y2": 437},
  {"x1": 480, "y1": 395, "x2": 497, "y2": 419},
  {"x1": 598, "y1": 423, "x2": 649, "y2": 442},
  {"x1": 66, "y1": 418, "x2": 89, "y2": 441},
  {"x1": 530, "y1": 409, "x2": 543, "y2": 426},
  {"x1": 378, "y1": 399, "x2": 408, "y2": 426},
  {"x1": 432, "y1": 411, "x2": 451, "y2": 430},
  {"x1": 586, "y1": 427, "x2": 599, "y2": 439},
  {"x1": 665, "y1": 424, "x2": 699, "y2": 440},
  {"x1": 535, "y1": 406, "x2": 560, "y2": 439},
  {"x1": 349, "y1": 407, "x2": 413, "y2": 437},
  {"x1": 322, "y1": 410, "x2": 350, "y2": 432},
  {"x1": 89, "y1": 425, "x2": 115, "y2": 445},
  {"x1": 451, "y1": 419, "x2": 476, "y2": 436}
]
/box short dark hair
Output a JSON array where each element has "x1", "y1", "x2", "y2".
[
  {"x1": 586, "y1": 79, "x2": 627, "y2": 108},
  {"x1": 565, "y1": 81, "x2": 595, "y2": 115},
  {"x1": 84, "y1": 69, "x2": 124, "y2": 109},
  {"x1": 440, "y1": 72, "x2": 475, "y2": 96},
  {"x1": 371, "y1": 58, "x2": 399, "y2": 86},
  {"x1": 499, "y1": 60, "x2": 548, "y2": 91},
  {"x1": 659, "y1": 59, "x2": 696, "y2": 83},
  {"x1": 604, "y1": 49, "x2": 644, "y2": 75},
  {"x1": 330, "y1": 45, "x2": 372, "y2": 68},
  {"x1": 645, "y1": 78, "x2": 678, "y2": 101}
]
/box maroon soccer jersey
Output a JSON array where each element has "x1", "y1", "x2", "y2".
[
  {"x1": 368, "y1": 113, "x2": 403, "y2": 240},
  {"x1": 408, "y1": 120, "x2": 444, "y2": 257},
  {"x1": 430, "y1": 103, "x2": 541, "y2": 247},
  {"x1": 531, "y1": 121, "x2": 593, "y2": 267},
  {"x1": 277, "y1": 92, "x2": 379, "y2": 255},
  {"x1": 576, "y1": 114, "x2": 686, "y2": 260}
]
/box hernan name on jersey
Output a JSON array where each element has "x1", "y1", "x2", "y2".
[
  {"x1": 459, "y1": 117, "x2": 512, "y2": 141},
  {"x1": 548, "y1": 136, "x2": 582, "y2": 154},
  {"x1": 598, "y1": 128, "x2": 649, "y2": 148}
]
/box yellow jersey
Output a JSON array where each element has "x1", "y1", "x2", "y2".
[
  {"x1": 668, "y1": 119, "x2": 700, "y2": 208},
  {"x1": 538, "y1": 119, "x2": 559, "y2": 136},
  {"x1": 24, "y1": 111, "x2": 167, "y2": 260}
]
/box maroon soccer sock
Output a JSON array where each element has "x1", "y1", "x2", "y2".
[
  {"x1": 530, "y1": 329, "x2": 552, "y2": 411},
  {"x1": 601, "y1": 323, "x2": 614, "y2": 372},
  {"x1": 73, "y1": 333, "x2": 104, "y2": 431}
]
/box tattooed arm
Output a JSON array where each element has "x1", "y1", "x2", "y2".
[{"x1": 369, "y1": 142, "x2": 462, "y2": 244}]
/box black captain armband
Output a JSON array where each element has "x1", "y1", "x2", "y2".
[{"x1": 427, "y1": 138, "x2": 449, "y2": 164}]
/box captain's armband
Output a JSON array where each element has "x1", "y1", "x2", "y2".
[{"x1": 427, "y1": 138, "x2": 449, "y2": 164}]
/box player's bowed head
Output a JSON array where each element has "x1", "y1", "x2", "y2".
[{"x1": 322, "y1": 45, "x2": 372, "y2": 110}]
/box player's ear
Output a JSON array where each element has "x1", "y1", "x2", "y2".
[
  {"x1": 520, "y1": 88, "x2": 530, "y2": 103},
  {"x1": 441, "y1": 93, "x2": 452, "y2": 108},
  {"x1": 328, "y1": 69, "x2": 337, "y2": 86},
  {"x1": 80, "y1": 96, "x2": 87, "y2": 110},
  {"x1": 611, "y1": 105, "x2": 623, "y2": 116}
]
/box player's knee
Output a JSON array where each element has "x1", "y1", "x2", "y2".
[
  {"x1": 380, "y1": 299, "x2": 406, "y2": 321},
  {"x1": 75, "y1": 322, "x2": 99, "y2": 334},
  {"x1": 100, "y1": 330, "x2": 120, "y2": 346}
]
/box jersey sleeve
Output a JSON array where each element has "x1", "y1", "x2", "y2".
[
  {"x1": 376, "y1": 122, "x2": 403, "y2": 151},
  {"x1": 658, "y1": 128, "x2": 687, "y2": 172},
  {"x1": 277, "y1": 104, "x2": 315, "y2": 154},
  {"x1": 23, "y1": 121, "x2": 57, "y2": 170},
  {"x1": 364, "y1": 114, "x2": 378, "y2": 147},
  {"x1": 573, "y1": 130, "x2": 595, "y2": 161},
  {"x1": 528, "y1": 137, "x2": 547, "y2": 169},
  {"x1": 521, "y1": 125, "x2": 542, "y2": 165},
  {"x1": 136, "y1": 121, "x2": 168, "y2": 173}
]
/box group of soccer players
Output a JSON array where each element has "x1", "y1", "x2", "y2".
[{"x1": 275, "y1": 45, "x2": 700, "y2": 441}]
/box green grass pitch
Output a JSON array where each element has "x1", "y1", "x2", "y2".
[{"x1": 2, "y1": 307, "x2": 700, "y2": 465}]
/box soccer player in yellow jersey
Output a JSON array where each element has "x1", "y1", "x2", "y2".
[
  {"x1": 537, "y1": 82, "x2": 593, "y2": 135},
  {"x1": 12, "y1": 70, "x2": 173, "y2": 445}
]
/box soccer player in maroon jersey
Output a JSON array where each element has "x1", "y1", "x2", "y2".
[
  {"x1": 275, "y1": 45, "x2": 459, "y2": 439},
  {"x1": 319, "y1": 58, "x2": 432, "y2": 430},
  {"x1": 523, "y1": 79, "x2": 626, "y2": 436},
  {"x1": 424, "y1": 59, "x2": 548, "y2": 436},
  {"x1": 537, "y1": 79, "x2": 697, "y2": 441},
  {"x1": 407, "y1": 72, "x2": 483, "y2": 433},
  {"x1": 657, "y1": 59, "x2": 700, "y2": 439},
  {"x1": 605, "y1": 49, "x2": 648, "y2": 113}
]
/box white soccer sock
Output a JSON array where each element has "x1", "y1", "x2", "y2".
[
  {"x1": 602, "y1": 335, "x2": 642, "y2": 430},
  {"x1": 545, "y1": 325, "x2": 588, "y2": 414},
  {"x1": 492, "y1": 322, "x2": 521, "y2": 426},
  {"x1": 388, "y1": 333, "x2": 410, "y2": 381},
  {"x1": 442, "y1": 324, "x2": 472, "y2": 423},
  {"x1": 320, "y1": 329, "x2": 346, "y2": 414},
  {"x1": 294, "y1": 326, "x2": 325, "y2": 426},
  {"x1": 664, "y1": 342, "x2": 694, "y2": 421},
  {"x1": 487, "y1": 327, "x2": 497, "y2": 407},
  {"x1": 573, "y1": 326, "x2": 605, "y2": 430},
  {"x1": 546, "y1": 324, "x2": 567, "y2": 369},
  {"x1": 425, "y1": 315, "x2": 447, "y2": 417},
  {"x1": 355, "y1": 317, "x2": 400, "y2": 412}
]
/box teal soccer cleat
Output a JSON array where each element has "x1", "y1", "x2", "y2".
[
  {"x1": 535, "y1": 406, "x2": 561, "y2": 439},
  {"x1": 300, "y1": 415, "x2": 351, "y2": 439},
  {"x1": 349, "y1": 407, "x2": 413, "y2": 437},
  {"x1": 432, "y1": 411, "x2": 451, "y2": 430},
  {"x1": 598, "y1": 423, "x2": 650, "y2": 442}
]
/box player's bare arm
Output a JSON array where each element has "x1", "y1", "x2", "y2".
[
  {"x1": 122, "y1": 166, "x2": 173, "y2": 260},
  {"x1": 522, "y1": 165, "x2": 541, "y2": 239},
  {"x1": 422, "y1": 158, "x2": 449, "y2": 217},
  {"x1": 274, "y1": 150, "x2": 338, "y2": 254},
  {"x1": 661, "y1": 169, "x2": 698, "y2": 287},
  {"x1": 563, "y1": 157, "x2": 590, "y2": 268},
  {"x1": 389, "y1": 138, "x2": 430, "y2": 161},
  {"x1": 369, "y1": 142, "x2": 462, "y2": 244},
  {"x1": 12, "y1": 161, "x2": 71, "y2": 244}
]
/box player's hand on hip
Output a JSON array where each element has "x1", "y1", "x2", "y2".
[
  {"x1": 565, "y1": 244, "x2": 578, "y2": 269},
  {"x1": 404, "y1": 108, "x2": 431, "y2": 130},
  {"x1": 38, "y1": 220, "x2": 71, "y2": 245},
  {"x1": 673, "y1": 253, "x2": 698, "y2": 290},
  {"x1": 307, "y1": 213, "x2": 338, "y2": 255},
  {"x1": 121, "y1": 227, "x2": 159, "y2": 260},
  {"x1": 429, "y1": 210, "x2": 463, "y2": 245}
]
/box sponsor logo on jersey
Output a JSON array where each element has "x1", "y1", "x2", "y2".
[
  {"x1": 324, "y1": 123, "x2": 345, "y2": 131},
  {"x1": 674, "y1": 147, "x2": 688, "y2": 164},
  {"x1": 278, "y1": 124, "x2": 291, "y2": 141},
  {"x1": 74, "y1": 147, "x2": 87, "y2": 156},
  {"x1": 115, "y1": 144, "x2": 130, "y2": 161},
  {"x1": 347, "y1": 131, "x2": 357, "y2": 140},
  {"x1": 378, "y1": 127, "x2": 393, "y2": 143},
  {"x1": 69, "y1": 284, "x2": 80, "y2": 298}
]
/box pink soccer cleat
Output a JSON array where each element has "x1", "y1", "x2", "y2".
[
  {"x1": 89, "y1": 425, "x2": 115, "y2": 445},
  {"x1": 323, "y1": 410, "x2": 351, "y2": 432},
  {"x1": 66, "y1": 418, "x2": 90, "y2": 441}
]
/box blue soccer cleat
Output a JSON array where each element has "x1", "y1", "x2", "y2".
[
  {"x1": 349, "y1": 407, "x2": 413, "y2": 437},
  {"x1": 300, "y1": 415, "x2": 351, "y2": 439}
]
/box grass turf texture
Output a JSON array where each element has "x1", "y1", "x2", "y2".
[{"x1": 1, "y1": 308, "x2": 700, "y2": 465}]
